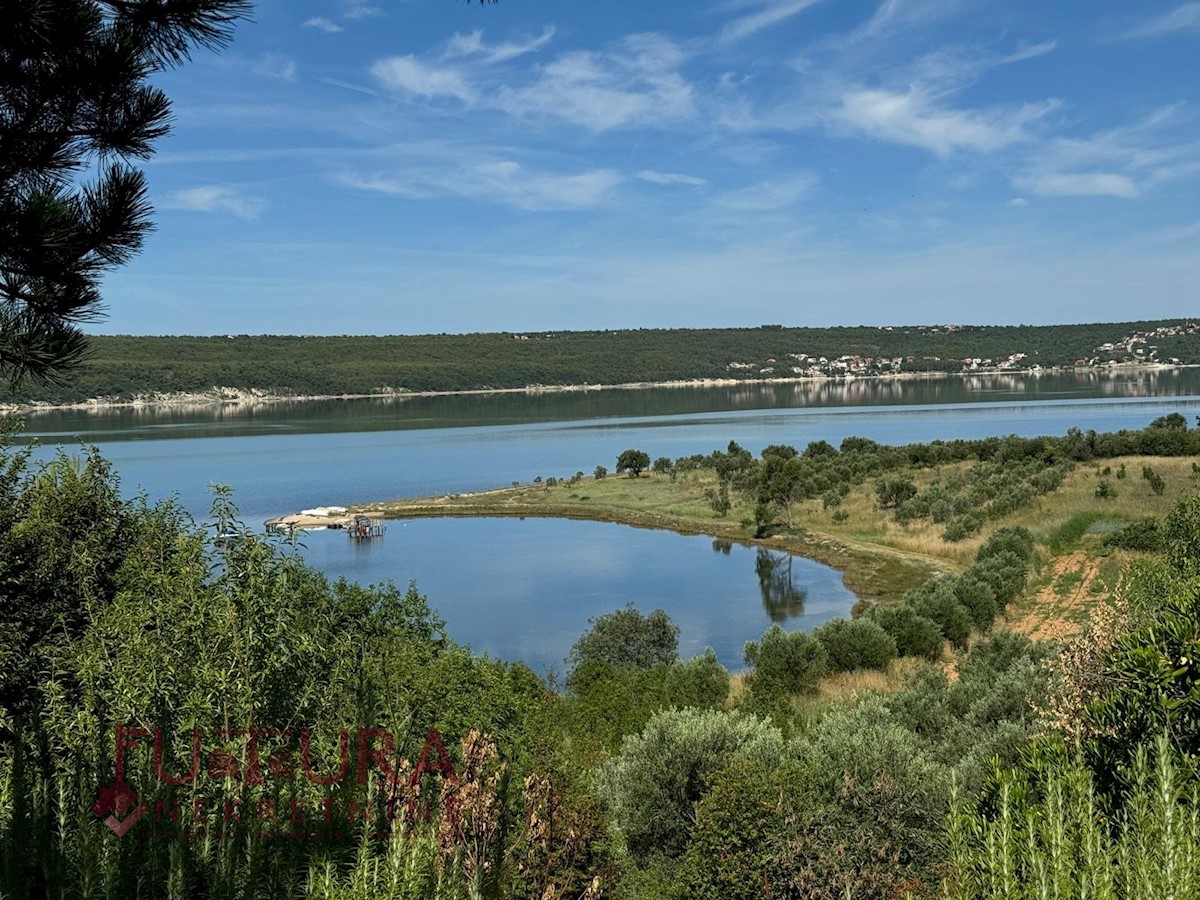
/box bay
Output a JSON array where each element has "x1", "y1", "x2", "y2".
[{"x1": 13, "y1": 370, "x2": 1200, "y2": 671}]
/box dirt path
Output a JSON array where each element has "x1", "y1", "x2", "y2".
[{"x1": 1007, "y1": 551, "x2": 1104, "y2": 641}]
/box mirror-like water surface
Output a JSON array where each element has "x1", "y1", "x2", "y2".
[{"x1": 296, "y1": 519, "x2": 856, "y2": 673}]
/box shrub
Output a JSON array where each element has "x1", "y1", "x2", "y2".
[
  {"x1": 952, "y1": 574, "x2": 1000, "y2": 630},
  {"x1": 907, "y1": 580, "x2": 973, "y2": 648},
  {"x1": 831, "y1": 508, "x2": 849, "y2": 523},
  {"x1": 1103, "y1": 519, "x2": 1162, "y2": 552},
  {"x1": 782, "y1": 697, "x2": 953, "y2": 900},
  {"x1": 666, "y1": 648, "x2": 731, "y2": 709},
  {"x1": 602, "y1": 708, "x2": 784, "y2": 861},
  {"x1": 943, "y1": 514, "x2": 983, "y2": 542},
  {"x1": 594, "y1": 465, "x2": 607, "y2": 479},
  {"x1": 971, "y1": 550, "x2": 1030, "y2": 606},
  {"x1": 567, "y1": 604, "x2": 678, "y2": 678},
  {"x1": 652, "y1": 456, "x2": 673, "y2": 474},
  {"x1": 977, "y1": 527, "x2": 1035, "y2": 563},
  {"x1": 705, "y1": 484, "x2": 731, "y2": 517},
  {"x1": 675, "y1": 759, "x2": 787, "y2": 900},
  {"x1": 743, "y1": 625, "x2": 828, "y2": 698},
  {"x1": 876, "y1": 475, "x2": 918, "y2": 509},
  {"x1": 813, "y1": 617, "x2": 898, "y2": 672},
  {"x1": 869, "y1": 604, "x2": 944, "y2": 660}
]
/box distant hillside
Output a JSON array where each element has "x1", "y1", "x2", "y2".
[{"x1": 4, "y1": 320, "x2": 1198, "y2": 406}]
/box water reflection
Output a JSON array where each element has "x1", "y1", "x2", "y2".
[
  {"x1": 16, "y1": 368, "x2": 1200, "y2": 445},
  {"x1": 713, "y1": 539, "x2": 808, "y2": 622},
  {"x1": 755, "y1": 548, "x2": 808, "y2": 622}
]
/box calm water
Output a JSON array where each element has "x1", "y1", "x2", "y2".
[
  {"x1": 13, "y1": 370, "x2": 1200, "y2": 670},
  {"x1": 298, "y1": 520, "x2": 855, "y2": 673}
]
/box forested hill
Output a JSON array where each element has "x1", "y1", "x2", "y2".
[{"x1": 5, "y1": 319, "x2": 1199, "y2": 405}]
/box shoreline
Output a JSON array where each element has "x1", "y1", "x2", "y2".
[
  {"x1": 1, "y1": 362, "x2": 1190, "y2": 416},
  {"x1": 335, "y1": 489, "x2": 948, "y2": 604}
]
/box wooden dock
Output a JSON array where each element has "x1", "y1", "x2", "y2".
[{"x1": 264, "y1": 510, "x2": 386, "y2": 540}]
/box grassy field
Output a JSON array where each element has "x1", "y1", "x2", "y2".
[{"x1": 355, "y1": 454, "x2": 1197, "y2": 608}]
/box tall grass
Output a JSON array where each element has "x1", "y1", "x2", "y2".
[
  {"x1": 943, "y1": 735, "x2": 1200, "y2": 900},
  {"x1": 0, "y1": 739, "x2": 476, "y2": 900}
]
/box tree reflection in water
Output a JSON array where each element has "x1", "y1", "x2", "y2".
[
  {"x1": 712, "y1": 539, "x2": 807, "y2": 621},
  {"x1": 754, "y1": 548, "x2": 807, "y2": 622}
]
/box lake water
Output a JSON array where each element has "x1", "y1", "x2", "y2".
[
  {"x1": 298, "y1": 520, "x2": 854, "y2": 673},
  {"x1": 13, "y1": 369, "x2": 1200, "y2": 671}
]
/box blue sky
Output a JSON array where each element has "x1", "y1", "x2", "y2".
[{"x1": 105, "y1": 0, "x2": 1200, "y2": 334}]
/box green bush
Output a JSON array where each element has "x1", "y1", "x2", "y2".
[
  {"x1": 1103, "y1": 518, "x2": 1162, "y2": 552},
  {"x1": 952, "y1": 574, "x2": 1000, "y2": 630},
  {"x1": 742, "y1": 625, "x2": 828, "y2": 698},
  {"x1": 977, "y1": 526, "x2": 1035, "y2": 563},
  {"x1": 1164, "y1": 488, "x2": 1200, "y2": 575},
  {"x1": 567, "y1": 604, "x2": 679, "y2": 681},
  {"x1": 906, "y1": 580, "x2": 973, "y2": 648},
  {"x1": 812, "y1": 617, "x2": 897, "y2": 672},
  {"x1": 943, "y1": 513, "x2": 983, "y2": 542},
  {"x1": 876, "y1": 475, "x2": 918, "y2": 509},
  {"x1": 666, "y1": 649, "x2": 731, "y2": 709},
  {"x1": 868, "y1": 604, "x2": 944, "y2": 660},
  {"x1": 602, "y1": 708, "x2": 784, "y2": 861}
]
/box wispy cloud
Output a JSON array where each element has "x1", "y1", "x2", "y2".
[
  {"x1": 303, "y1": 16, "x2": 343, "y2": 34},
  {"x1": 1014, "y1": 171, "x2": 1139, "y2": 199},
  {"x1": 371, "y1": 56, "x2": 474, "y2": 102},
  {"x1": 1123, "y1": 3, "x2": 1200, "y2": 40},
  {"x1": 343, "y1": 0, "x2": 382, "y2": 20},
  {"x1": 716, "y1": 174, "x2": 816, "y2": 211},
  {"x1": 720, "y1": 0, "x2": 821, "y2": 44},
  {"x1": 1015, "y1": 105, "x2": 1200, "y2": 198},
  {"x1": 832, "y1": 89, "x2": 1057, "y2": 155},
  {"x1": 340, "y1": 161, "x2": 625, "y2": 211},
  {"x1": 638, "y1": 170, "x2": 707, "y2": 186},
  {"x1": 162, "y1": 186, "x2": 265, "y2": 220},
  {"x1": 443, "y1": 27, "x2": 556, "y2": 64},
  {"x1": 252, "y1": 52, "x2": 298, "y2": 81},
  {"x1": 496, "y1": 33, "x2": 695, "y2": 131}
]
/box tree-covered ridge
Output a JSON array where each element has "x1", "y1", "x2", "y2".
[{"x1": 4, "y1": 319, "x2": 1199, "y2": 405}]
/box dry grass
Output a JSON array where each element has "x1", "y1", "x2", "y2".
[
  {"x1": 358, "y1": 455, "x2": 1196, "y2": 608},
  {"x1": 726, "y1": 656, "x2": 922, "y2": 721}
]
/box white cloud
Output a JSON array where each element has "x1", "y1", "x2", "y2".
[
  {"x1": 720, "y1": 0, "x2": 822, "y2": 43},
  {"x1": 832, "y1": 89, "x2": 1057, "y2": 155},
  {"x1": 637, "y1": 170, "x2": 707, "y2": 186},
  {"x1": 1014, "y1": 172, "x2": 1139, "y2": 199},
  {"x1": 162, "y1": 186, "x2": 265, "y2": 220},
  {"x1": 252, "y1": 52, "x2": 298, "y2": 82},
  {"x1": 1124, "y1": 3, "x2": 1200, "y2": 39},
  {"x1": 716, "y1": 174, "x2": 816, "y2": 211},
  {"x1": 340, "y1": 161, "x2": 624, "y2": 211},
  {"x1": 1016, "y1": 105, "x2": 1200, "y2": 199},
  {"x1": 1007, "y1": 197, "x2": 1028, "y2": 207},
  {"x1": 496, "y1": 34, "x2": 694, "y2": 131},
  {"x1": 303, "y1": 16, "x2": 343, "y2": 33},
  {"x1": 370, "y1": 56, "x2": 474, "y2": 102},
  {"x1": 343, "y1": 0, "x2": 382, "y2": 20},
  {"x1": 444, "y1": 27, "x2": 556, "y2": 64}
]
